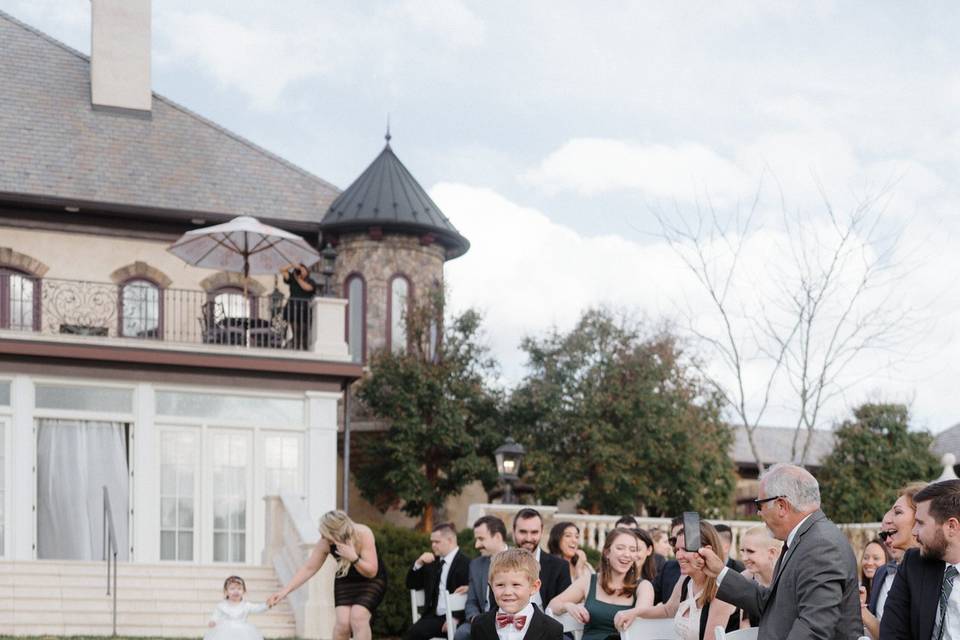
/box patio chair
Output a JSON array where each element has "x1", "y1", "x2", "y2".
[
  {"x1": 713, "y1": 627, "x2": 758, "y2": 640},
  {"x1": 548, "y1": 610, "x2": 585, "y2": 640},
  {"x1": 620, "y1": 617, "x2": 676, "y2": 640}
]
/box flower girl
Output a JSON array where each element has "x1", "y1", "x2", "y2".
[{"x1": 204, "y1": 575, "x2": 270, "y2": 640}]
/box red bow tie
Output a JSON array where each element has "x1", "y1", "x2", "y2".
[{"x1": 496, "y1": 613, "x2": 527, "y2": 630}]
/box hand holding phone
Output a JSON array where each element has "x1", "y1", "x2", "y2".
[{"x1": 683, "y1": 512, "x2": 701, "y2": 552}]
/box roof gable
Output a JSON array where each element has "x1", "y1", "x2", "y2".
[{"x1": 0, "y1": 9, "x2": 339, "y2": 224}]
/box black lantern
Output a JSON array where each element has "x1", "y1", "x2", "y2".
[
  {"x1": 495, "y1": 437, "x2": 525, "y2": 503},
  {"x1": 321, "y1": 243, "x2": 338, "y2": 297}
]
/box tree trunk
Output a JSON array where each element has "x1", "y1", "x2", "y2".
[{"x1": 422, "y1": 503, "x2": 434, "y2": 532}]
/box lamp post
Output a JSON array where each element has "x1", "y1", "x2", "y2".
[
  {"x1": 320, "y1": 243, "x2": 338, "y2": 297},
  {"x1": 495, "y1": 437, "x2": 526, "y2": 504}
]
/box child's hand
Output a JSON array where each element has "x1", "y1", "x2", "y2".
[{"x1": 267, "y1": 592, "x2": 284, "y2": 607}]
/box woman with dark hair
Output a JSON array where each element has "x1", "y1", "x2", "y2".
[
  {"x1": 859, "y1": 538, "x2": 891, "y2": 604},
  {"x1": 862, "y1": 482, "x2": 926, "y2": 639},
  {"x1": 548, "y1": 521, "x2": 595, "y2": 581},
  {"x1": 547, "y1": 527, "x2": 654, "y2": 640},
  {"x1": 629, "y1": 521, "x2": 737, "y2": 640},
  {"x1": 631, "y1": 528, "x2": 658, "y2": 583}
]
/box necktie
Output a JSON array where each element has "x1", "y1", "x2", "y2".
[
  {"x1": 435, "y1": 558, "x2": 446, "y2": 611},
  {"x1": 772, "y1": 541, "x2": 789, "y2": 579},
  {"x1": 933, "y1": 565, "x2": 958, "y2": 640},
  {"x1": 496, "y1": 613, "x2": 527, "y2": 630}
]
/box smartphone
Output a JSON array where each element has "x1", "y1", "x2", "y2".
[{"x1": 683, "y1": 511, "x2": 701, "y2": 552}]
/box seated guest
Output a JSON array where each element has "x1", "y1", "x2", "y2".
[
  {"x1": 859, "y1": 538, "x2": 890, "y2": 605},
  {"x1": 652, "y1": 516, "x2": 683, "y2": 604},
  {"x1": 713, "y1": 524, "x2": 745, "y2": 572},
  {"x1": 648, "y1": 527, "x2": 671, "y2": 574},
  {"x1": 630, "y1": 522, "x2": 738, "y2": 640},
  {"x1": 405, "y1": 522, "x2": 471, "y2": 640},
  {"x1": 736, "y1": 525, "x2": 782, "y2": 628},
  {"x1": 548, "y1": 521, "x2": 594, "y2": 582},
  {"x1": 879, "y1": 479, "x2": 960, "y2": 640},
  {"x1": 512, "y1": 508, "x2": 572, "y2": 608},
  {"x1": 547, "y1": 528, "x2": 654, "y2": 640},
  {"x1": 457, "y1": 515, "x2": 509, "y2": 640},
  {"x1": 863, "y1": 482, "x2": 925, "y2": 640},
  {"x1": 632, "y1": 528, "x2": 658, "y2": 583},
  {"x1": 615, "y1": 515, "x2": 639, "y2": 529},
  {"x1": 471, "y1": 549, "x2": 564, "y2": 640}
]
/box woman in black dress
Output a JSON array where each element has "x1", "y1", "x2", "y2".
[
  {"x1": 280, "y1": 263, "x2": 316, "y2": 349},
  {"x1": 267, "y1": 510, "x2": 386, "y2": 640}
]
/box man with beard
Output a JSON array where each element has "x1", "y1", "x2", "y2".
[
  {"x1": 512, "y1": 508, "x2": 571, "y2": 609},
  {"x1": 881, "y1": 479, "x2": 960, "y2": 640}
]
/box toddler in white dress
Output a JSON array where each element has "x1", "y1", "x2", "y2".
[{"x1": 204, "y1": 575, "x2": 270, "y2": 640}]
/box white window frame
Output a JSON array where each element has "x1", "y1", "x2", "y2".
[
  {"x1": 157, "y1": 425, "x2": 201, "y2": 563},
  {"x1": 30, "y1": 377, "x2": 136, "y2": 560},
  {"x1": 206, "y1": 427, "x2": 254, "y2": 564},
  {"x1": 0, "y1": 415, "x2": 9, "y2": 558}
]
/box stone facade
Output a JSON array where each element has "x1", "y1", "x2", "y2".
[{"x1": 332, "y1": 232, "x2": 445, "y2": 358}]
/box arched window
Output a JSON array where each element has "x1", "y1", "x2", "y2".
[
  {"x1": 211, "y1": 287, "x2": 252, "y2": 322},
  {"x1": 387, "y1": 275, "x2": 411, "y2": 355},
  {"x1": 120, "y1": 278, "x2": 162, "y2": 338},
  {"x1": 344, "y1": 274, "x2": 366, "y2": 364},
  {"x1": 0, "y1": 267, "x2": 39, "y2": 331}
]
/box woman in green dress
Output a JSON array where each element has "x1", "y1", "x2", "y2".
[{"x1": 547, "y1": 528, "x2": 654, "y2": 640}]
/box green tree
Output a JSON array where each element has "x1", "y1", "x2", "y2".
[
  {"x1": 508, "y1": 308, "x2": 735, "y2": 516},
  {"x1": 819, "y1": 403, "x2": 939, "y2": 523},
  {"x1": 354, "y1": 292, "x2": 503, "y2": 530}
]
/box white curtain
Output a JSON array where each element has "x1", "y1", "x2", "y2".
[{"x1": 36, "y1": 418, "x2": 129, "y2": 560}]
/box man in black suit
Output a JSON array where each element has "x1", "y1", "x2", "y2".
[
  {"x1": 511, "y1": 508, "x2": 571, "y2": 608},
  {"x1": 880, "y1": 479, "x2": 960, "y2": 640},
  {"x1": 714, "y1": 523, "x2": 746, "y2": 573},
  {"x1": 406, "y1": 522, "x2": 472, "y2": 640}
]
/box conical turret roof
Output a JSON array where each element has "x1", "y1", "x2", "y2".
[{"x1": 319, "y1": 138, "x2": 469, "y2": 259}]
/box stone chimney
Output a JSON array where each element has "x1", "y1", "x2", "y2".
[{"x1": 90, "y1": 0, "x2": 151, "y2": 112}]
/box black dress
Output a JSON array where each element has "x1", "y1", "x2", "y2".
[{"x1": 331, "y1": 543, "x2": 388, "y2": 612}]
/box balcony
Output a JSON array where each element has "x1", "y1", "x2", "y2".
[{"x1": 0, "y1": 274, "x2": 351, "y2": 365}]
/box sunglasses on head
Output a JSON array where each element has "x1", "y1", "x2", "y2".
[
  {"x1": 878, "y1": 530, "x2": 895, "y2": 541},
  {"x1": 668, "y1": 536, "x2": 678, "y2": 547}
]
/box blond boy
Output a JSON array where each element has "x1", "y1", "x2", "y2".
[{"x1": 471, "y1": 549, "x2": 563, "y2": 640}]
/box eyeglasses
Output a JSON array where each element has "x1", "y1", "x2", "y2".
[
  {"x1": 668, "y1": 537, "x2": 678, "y2": 547},
  {"x1": 878, "y1": 530, "x2": 895, "y2": 541},
  {"x1": 753, "y1": 495, "x2": 785, "y2": 510}
]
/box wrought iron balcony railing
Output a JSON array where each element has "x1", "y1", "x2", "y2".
[{"x1": 0, "y1": 273, "x2": 316, "y2": 352}]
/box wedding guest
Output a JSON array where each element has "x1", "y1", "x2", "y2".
[
  {"x1": 632, "y1": 528, "x2": 658, "y2": 582},
  {"x1": 736, "y1": 525, "x2": 782, "y2": 628},
  {"x1": 547, "y1": 528, "x2": 654, "y2": 640},
  {"x1": 281, "y1": 263, "x2": 316, "y2": 348},
  {"x1": 630, "y1": 522, "x2": 738, "y2": 640},
  {"x1": 615, "y1": 515, "x2": 639, "y2": 529},
  {"x1": 652, "y1": 516, "x2": 683, "y2": 604},
  {"x1": 547, "y1": 521, "x2": 594, "y2": 582},
  {"x1": 459, "y1": 515, "x2": 509, "y2": 640},
  {"x1": 859, "y1": 538, "x2": 891, "y2": 604},
  {"x1": 470, "y1": 549, "x2": 563, "y2": 640},
  {"x1": 403, "y1": 522, "x2": 471, "y2": 640},
  {"x1": 511, "y1": 508, "x2": 571, "y2": 608},
  {"x1": 713, "y1": 524, "x2": 745, "y2": 572}
]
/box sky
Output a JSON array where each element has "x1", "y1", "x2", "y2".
[{"x1": 3, "y1": 0, "x2": 960, "y2": 436}]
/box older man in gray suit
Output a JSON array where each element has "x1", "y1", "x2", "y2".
[{"x1": 697, "y1": 463, "x2": 862, "y2": 640}]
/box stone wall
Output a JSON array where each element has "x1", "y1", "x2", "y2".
[{"x1": 333, "y1": 232, "x2": 445, "y2": 356}]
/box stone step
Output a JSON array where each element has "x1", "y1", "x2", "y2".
[{"x1": 0, "y1": 559, "x2": 297, "y2": 638}]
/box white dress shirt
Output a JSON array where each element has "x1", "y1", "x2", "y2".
[
  {"x1": 875, "y1": 571, "x2": 895, "y2": 623},
  {"x1": 413, "y1": 548, "x2": 460, "y2": 616},
  {"x1": 939, "y1": 561, "x2": 960, "y2": 640},
  {"x1": 495, "y1": 603, "x2": 534, "y2": 640}
]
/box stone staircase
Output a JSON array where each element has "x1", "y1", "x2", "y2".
[{"x1": 0, "y1": 559, "x2": 297, "y2": 637}]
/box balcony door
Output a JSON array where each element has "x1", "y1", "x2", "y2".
[
  {"x1": 36, "y1": 418, "x2": 129, "y2": 560},
  {"x1": 0, "y1": 269, "x2": 38, "y2": 331}
]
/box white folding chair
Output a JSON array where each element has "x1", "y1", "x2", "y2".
[
  {"x1": 714, "y1": 626, "x2": 758, "y2": 640},
  {"x1": 444, "y1": 590, "x2": 469, "y2": 640},
  {"x1": 548, "y1": 610, "x2": 585, "y2": 640},
  {"x1": 621, "y1": 617, "x2": 676, "y2": 640},
  {"x1": 410, "y1": 589, "x2": 426, "y2": 625}
]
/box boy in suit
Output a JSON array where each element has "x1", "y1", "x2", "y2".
[{"x1": 471, "y1": 549, "x2": 563, "y2": 640}]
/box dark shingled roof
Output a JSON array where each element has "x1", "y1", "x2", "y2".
[
  {"x1": 0, "y1": 9, "x2": 339, "y2": 225},
  {"x1": 932, "y1": 424, "x2": 960, "y2": 459},
  {"x1": 731, "y1": 425, "x2": 835, "y2": 467},
  {"x1": 319, "y1": 140, "x2": 469, "y2": 259}
]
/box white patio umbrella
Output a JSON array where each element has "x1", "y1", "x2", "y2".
[{"x1": 167, "y1": 215, "x2": 321, "y2": 296}]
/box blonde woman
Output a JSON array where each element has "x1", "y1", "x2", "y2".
[
  {"x1": 267, "y1": 510, "x2": 386, "y2": 640},
  {"x1": 737, "y1": 525, "x2": 782, "y2": 628}
]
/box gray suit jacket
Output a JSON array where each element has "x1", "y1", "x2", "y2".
[
  {"x1": 716, "y1": 510, "x2": 862, "y2": 640},
  {"x1": 465, "y1": 555, "x2": 495, "y2": 622}
]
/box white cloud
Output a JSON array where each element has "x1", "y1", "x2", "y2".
[
  {"x1": 522, "y1": 138, "x2": 750, "y2": 203},
  {"x1": 435, "y1": 182, "x2": 960, "y2": 433}
]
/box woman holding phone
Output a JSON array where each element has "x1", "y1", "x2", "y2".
[{"x1": 627, "y1": 520, "x2": 738, "y2": 640}]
